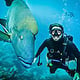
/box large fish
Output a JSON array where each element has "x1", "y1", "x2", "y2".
[{"x1": 0, "y1": 0, "x2": 38, "y2": 68}]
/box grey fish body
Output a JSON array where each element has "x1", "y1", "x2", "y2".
[{"x1": 0, "y1": 0, "x2": 38, "y2": 68}]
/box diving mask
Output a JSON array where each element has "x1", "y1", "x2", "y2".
[{"x1": 51, "y1": 26, "x2": 63, "y2": 41}]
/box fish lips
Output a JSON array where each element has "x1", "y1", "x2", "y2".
[{"x1": 18, "y1": 56, "x2": 33, "y2": 68}]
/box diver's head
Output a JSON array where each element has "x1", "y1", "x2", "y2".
[
  {"x1": 5, "y1": 0, "x2": 14, "y2": 6},
  {"x1": 49, "y1": 23, "x2": 64, "y2": 41}
]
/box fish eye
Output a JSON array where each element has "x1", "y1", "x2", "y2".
[{"x1": 19, "y1": 35, "x2": 24, "y2": 40}]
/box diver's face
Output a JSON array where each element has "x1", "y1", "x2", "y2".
[{"x1": 51, "y1": 26, "x2": 63, "y2": 41}]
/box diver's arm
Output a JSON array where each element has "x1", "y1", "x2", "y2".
[
  {"x1": 35, "y1": 40, "x2": 47, "y2": 58},
  {"x1": 33, "y1": 40, "x2": 47, "y2": 63},
  {"x1": 68, "y1": 42, "x2": 80, "y2": 79},
  {"x1": 69, "y1": 42, "x2": 80, "y2": 74}
]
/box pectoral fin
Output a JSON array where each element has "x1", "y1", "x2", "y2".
[
  {"x1": 0, "y1": 30, "x2": 11, "y2": 42},
  {"x1": 0, "y1": 19, "x2": 7, "y2": 27},
  {"x1": 0, "y1": 18, "x2": 9, "y2": 33}
]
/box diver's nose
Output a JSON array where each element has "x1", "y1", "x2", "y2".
[{"x1": 54, "y1": 30, "x2": 58, "y2": 36}]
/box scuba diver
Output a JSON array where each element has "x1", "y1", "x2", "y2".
[{"x1": 33, "y1": 23, "x2": 80, "y2": 79}]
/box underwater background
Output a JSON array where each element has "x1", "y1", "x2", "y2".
[{"x1": 0, "y1": 0, "x2": 80, "y2": 80}]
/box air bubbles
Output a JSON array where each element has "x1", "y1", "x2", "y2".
[
  {"x1": 64, "y1": 12, "x2": 74, "y2": 18},
  {"x1": 64, "y1": 3, "x2": 67, "y2": 6}
]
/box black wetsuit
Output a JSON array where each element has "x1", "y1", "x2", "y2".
[{"x1": 35, "y1": 37, "x2": 80, "y2": 74}]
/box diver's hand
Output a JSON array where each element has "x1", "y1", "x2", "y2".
[
  {"x1": 73, "y1": 73, "x2": 80, "y2": 80},
  {"x1": 32, "y1": 58, "x2": 37, "y2": 64}
]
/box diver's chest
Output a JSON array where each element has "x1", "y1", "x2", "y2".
[{"x1": 47, "y1": 42, "x2": 64, "y2": 52}]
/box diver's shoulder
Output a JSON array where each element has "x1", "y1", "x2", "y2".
[
  {"x1": 44, "y1": 38, "x2": 52, "y2": 42},
  {"x1": 67, "y1": 40, "x2": 74, "y2": 46}
]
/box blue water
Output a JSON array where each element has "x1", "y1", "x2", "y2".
[{"x1": 0, "y1": 0, "x2": 80, "y2": 80}]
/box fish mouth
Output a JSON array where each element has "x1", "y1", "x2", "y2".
[{"x1": 18, "y1": 56, "x2": 33, "y2": 68}]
